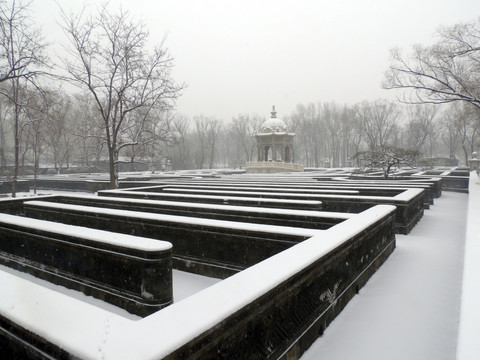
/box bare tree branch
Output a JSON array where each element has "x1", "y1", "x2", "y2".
[{"x1": 60, "y1": 2, "x2": 184, "y2": 188}]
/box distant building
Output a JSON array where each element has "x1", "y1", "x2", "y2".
[{"x1": 246, "y1": 106, "x2": 304, "y2": 173}]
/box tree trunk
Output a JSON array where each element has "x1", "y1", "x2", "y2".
[
  {"x1": 463, "y1": 144, "x2": 469, "y2": 166},
  {"x1": 0, "y1": 125, "x2": 6, "y2": 169},
  {"x1": 130, "y1": 155, "x2": 137, "y2": 172},
  {"x1": 12, "y1": 96, "x2": 20, "y2": 198},
  {"x1": 384, "y1": 166, "x2": 390, "y2": 179},
  {"x1": 109, "y1": 147, "x2": 119, "y2": 189},
  {"x1": 0, "y1": 147, "x2": 5, "y2": 169},
  {"x1": 33, "y1": 132, "x2": 39, "y2": 195},
  {"x1": 209, "y1": 137, "x2": 216, "y2": 169}
]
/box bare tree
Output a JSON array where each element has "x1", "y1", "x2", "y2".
[
  {"x1": 123, "y1": 108, "x2": 175, "y2": 171},
  {"x1": 0, "y1": 0, "x2": 48, "y2": 196},
  {"x1": 0, "y1": 0, "x2": 48, "y2": 83},
  {"x1": 354, "y1": 145, "x2": 420, "y2": 179},
  {"x1": 384, "y1": 18, "x2": 480, "y2": 110},
  {"x1": 322, "y1": 102, "x2": 356, "y2": 167},
  {"x1": 192, "y1": 115, "x2": 221, "y2": 169},
  {"x1": 290, "y1": 103, "x2": 322, "y2": 167},
  {"x1": 355, "y1": 99, "x2": 400, "y2": 151},
  {"x1": 169, "y1": 115, "x2": 192, "y2": 170},
  {"x1": 216, "y1": 126, "x2": 232, "y2": 168},
  {"x1": 69, "y1": 93, "x2": 103, "y2": 170},
  {"x1": 439, "y1": 104, "x2": 462, "y2": 160},
  {"x1": 0, "y1": 90, "x2": 13, "y2": 169},
  {"x1": 207, "y1": 118, "x2": 221, "y2": 169},
  {"x1": 230, "y1": 114, "x2": 261, "y2": 163},
  {"x1": 405, "y1": 104, "x2": 440, "y2": 155},
  {"x1": 446, "y1": 102, "x2": 480, "y2": 164},
  {"x1": 23, "y1": 89, "x2": 48, "y2": 193},
  {"x1": 43, "y1": 91, "x2": 74, "y2": 172},
  {"x1": 61, "y1": 3, "x2": 183, "y2": 188},
  {"x1": 193, "y1": 115, "x2": 209, "y2": 169},
  {"x1": 323, "y1": 102, "x2": 342, "y2": 167}
]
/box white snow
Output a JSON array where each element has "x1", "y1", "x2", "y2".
[
  {"x1": 0, "y1": 204, "x2": 395, "y2": 359},
  {"x1": 111, "y1": 187, "x2": 422, "y2": 203},
  {"x1": 391, "y1": 188, "x2": 424, "y2": 201},
  {"x1": 0, "y1": 213, "x2": 171, "y2": 252},
  {"x1": 162, "y1": 185, "x2": 360, "y2": 194},
  {"x1": 101, "y1": 205, "x2": 396, "y2": 360},
  {"x1": 101, "y1": 189, "x2": 323, "y2": 206},
  {"x1": 25, "y1": 200, "x2": 322, "y2": 238},
  {"x1": 456, "y1": 172, "x2": 480, "y2": 360},
  {"x1": 0, "y1": 177, "x2": 475, "y2": 359},
  {"x1": 0, "y1": 263, "x2": 141, "y2": 320},
  {"x1": 0, "y1": 263, "x2": 133, "y2": 359},
  {"x1": 0, "y1": 265, "x2": 219, "y2": 359},
  {"x1": 27, "y1": 192, "x2": 352, "y2": 219},
  {"x1": 300, "y1": 190, "x2": 469, "y2": 360},
  {"x1": 172, "y1": 270, "x2": 221, "y2": 302}
]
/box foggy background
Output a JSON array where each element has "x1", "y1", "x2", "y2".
[{"x1": 32, "y1": 0, "x2": 480, "y2": 120}]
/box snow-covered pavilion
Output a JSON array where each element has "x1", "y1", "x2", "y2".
[{"x1": 246, "y1": 106, "x2": 304, "y2": 173}]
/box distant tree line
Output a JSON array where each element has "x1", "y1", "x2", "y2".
[
  {"x1": 0, "y1": 1, "x2": 479, "y2": 194},
  {"x1": 169, "y1": 16, "x2": 480, "y2": 171},
  {"x1": 167, "y1": 98, "x2": 479, "y2": 172}
]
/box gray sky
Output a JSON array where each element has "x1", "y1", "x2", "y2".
[{"x1": 32, "y1": 0, "x2": 480, "y2": 121}]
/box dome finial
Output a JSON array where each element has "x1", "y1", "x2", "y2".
[{"x1": 271, "y1": 105, "x2": 277, "y2": 118}]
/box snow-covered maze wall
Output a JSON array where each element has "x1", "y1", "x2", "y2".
[
  {"x1": 0, "y1": 198, "x2": 396, "y2": 359},
  {"x1": 0, "y1": 213, "x2": 173, "y2": 317},
  {"x1": 0, "y1": 180, "x2": 29, "y2": 194},
  {"x1": 98, "y1": 188, "x2": 324, "y2": 210},
  {"x1": 161, "y1": 206, "x2": 396, "y2": 360},
  {"x1": 23, "y1": 199, "x2": 320, "y2": 278},
  {"x1": 2, "y1": 170, "x2": 452, "y2": 359},
  {"x1": 100, "y1": 183, "x2": 425, "y2": 234},
  {"x1": 32, "y1": 194, "x2": 348, "y2": 229}
]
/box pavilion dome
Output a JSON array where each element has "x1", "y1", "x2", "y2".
[
  {"x1": 260, "y1": 118, "x2": 288, "y2": 132},
  {"x1": 259, "y1": 106, "x2": 288, "y2": 133}
]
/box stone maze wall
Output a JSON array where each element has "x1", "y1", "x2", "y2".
[
  {"x1": 164, "y1": 207, "x2": 396, "y2": 360},
  {"x1": 23, "y1": 199, "x2": 316, "y2": 278},
  {"x1": 0, "y1": 213, "x2": 173, "y2": 317},
  {"x1": 0, "y1": 168, "x2": 462, "y2": 359},
  {"x1": 99, "y1": 181, "x2": 425, "y2": 235}
]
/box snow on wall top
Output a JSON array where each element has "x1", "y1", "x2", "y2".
[
  {"x1": 162, "y1": 184, "x2": 360, "y2": 194},
  {"x1": 0, "y1": 205, "x2": 396, "y2": 359},
  {"x1": 162, "y1": 187, "x2": 424, "y2": 202},
  {"x1": 25, "y1": 201, "x2": 322, "y2": 238},
  {"x1": 100, "y1": 189, "x2": 323, "y2": 205},
  {"x1": 34, "y1": 193, "x2": 352, "y2": 219},
  {"x1": 162, "y1": 187, "x2": 358, "y2": 197},
  {"x1": 0, "y1": 213, "x2": 171, "y2": 252},
  {"x1": 104, "y1": 187, "x2": 422, "y2": 203}
]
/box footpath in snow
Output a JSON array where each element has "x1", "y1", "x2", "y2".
[{"x1": 301, "y1": 190, "x2": 469, "y2": 360}]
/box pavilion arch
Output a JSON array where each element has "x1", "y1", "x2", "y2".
[
  {"x1": 275, "y1": 147, "x2": 283, "y2": 162},
  {"x1": 262, "y1": 145, "x2": 272, "y2": 161}
]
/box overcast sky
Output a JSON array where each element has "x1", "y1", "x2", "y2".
[{"x1": 32, "y1": 0, "x2": 480, "y2": 121}]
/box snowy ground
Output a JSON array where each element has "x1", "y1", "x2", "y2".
[
  {"x1": 456, "y1": 172, "x2": 480, "y2": 359},
  {"x1": 173, "y1": 270, "x2": 220, "y2": 302},
  {"x1": 301, "y1": 190, "x2": 469, "y2": 360},
  {"x1": 1, "y1": 181, "x2": 476, "y2": 359}
]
